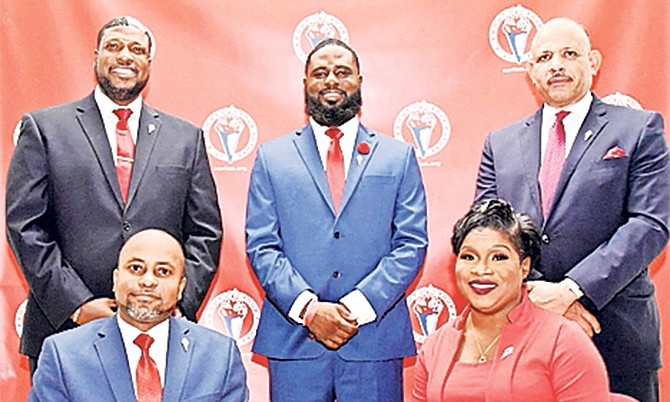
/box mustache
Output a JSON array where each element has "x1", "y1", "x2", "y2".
[{"x1": 305, "y1": 88, "x2": 362, "y2": 127}]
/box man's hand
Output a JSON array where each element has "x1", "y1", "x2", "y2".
[
  {"x1": 564, "y1": 301, "x2": 601, "y2": 338},
  {"x1": 76, "y1": 298, "x2": 116, "y2": 325},
  {"x1": 526, "y1": 280, "x2": 577, "y2": 316},
  {"x1": 306, "y1": 302, "x2": 358, "y2": 350}
]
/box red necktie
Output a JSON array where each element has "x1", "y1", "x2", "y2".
[
  {"x1": 134, "y1": 333, "x2": 162, "y2": 402},
  {"x1": 325, "y1": 128, "x2": 345, "y2": 212},
  {"x1": 113, "y1": 108, "x2": 134, "y2": 203},
  {"x1": 539, "y1": 110, "x2": 570, "y2": 217}
]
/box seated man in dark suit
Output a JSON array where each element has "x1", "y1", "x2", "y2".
[{"x1": 29, "y1": 229, "x2": 249, "y2": 402}]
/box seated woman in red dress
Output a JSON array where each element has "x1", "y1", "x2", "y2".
[{"x1": 411, "y1": 199, "x2": 616, "y2": 401}]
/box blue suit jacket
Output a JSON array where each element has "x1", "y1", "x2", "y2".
[
  {"x1": 29, "y1": 316, "x2": 249, "y2": 402},
  {"x1": 6, "y1": 94, "x2": 222, "y2": 357},
  {"x1": 475, "y1": 95, "x2": 670, "y2": 374},
  {"x1": 246, "y1": 124, "x2": 428, "y2": 361}
]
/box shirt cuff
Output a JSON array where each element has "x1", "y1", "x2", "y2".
[
  {"x1": 563, "y1": 278, "x2": 584, "y2": 299},
  {"x1": 340, "y1": 290, "x2": 376, "y2": 326},
  {"x1": 288, "y1": 291, "x2": 318, "y2": 325}
]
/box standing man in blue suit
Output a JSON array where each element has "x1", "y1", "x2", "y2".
[
  {"x1": 476, "y1": 18, "x2": 669, "y2": 402},
  {"x1": 30, "y1": 229, "x2": 248, "y2": 402},
  {"x1": 245, "y1": 39, "x2": 428, "y2": 401},
  {"x1": 6, "y1": 16, "x2": 222, "y2": 374}
]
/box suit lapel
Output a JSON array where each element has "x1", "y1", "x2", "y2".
[
  {"x1": 338, "y1": 125, "x2": 378, "y2": 216},
  {"x1": 127, "y1": 105, "x2": 161, "y2": 206},
  {"x1": 292, "y1": 125, "x2": 336, "y2": 214},
  {"x1": 548, "y1": 97, "x2": 608, "y2": 220},
  {"x1": 162, "y1": 318, "x2": 193, "y2": 402},
  {"x1": 516, "y1": 111, "x2": 544, "y2": 224},
  {"x1": 75, "y1": 94, "x2": 124, "y2": 208},
  {"x1": 94, "y1": 317, "x2": 136, "y2": 402}
]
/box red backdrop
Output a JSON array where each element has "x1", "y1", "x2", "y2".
[{"x1": 1, "y1": 1, "x2": 668, "y2": 401}]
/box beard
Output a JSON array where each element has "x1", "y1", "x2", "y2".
[
  {"x1": 118, "y1": 297, "x2": 174, "y2": 324},
  {"x1": 305, "y1": 88, "x2": 362, "y2": 127},
  {"x1": 96, "y1": 71, "x2": 148, "y2": 104}
]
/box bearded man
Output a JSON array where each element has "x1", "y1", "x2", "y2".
[
  {"x1": 6, "y1": 16, "x2": 222, "y2": 375},
  {"x1": 245, "y1": 38, "x2": 428, "y2": 402}
]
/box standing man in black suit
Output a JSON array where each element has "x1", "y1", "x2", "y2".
[{"x1": 6, "y1": 16, "x2": 222, "y2": 374}]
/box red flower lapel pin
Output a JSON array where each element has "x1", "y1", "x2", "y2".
[
  {"x1": 603, "y1": 146, "x2": 627, "y2": 160},
  {"x1": 356, "y1": 142, "x2": 371, "y2": 165},
  {"x1": 357, "y1": 142, "x2": 370, "y2": 155}
]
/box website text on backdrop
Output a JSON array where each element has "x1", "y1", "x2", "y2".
[
  {"x1": 29, "y1": 229, "x2": 248, "y2": 402},
  {"x1": 245, "y1": 38, "x2": 428, "y2": 401},
  {"x1": 5, "y1": 16, "x2": 222, "y2": 374},
  {"x1": 475, "y1": 17, "x2": 670, "y2": 402}
]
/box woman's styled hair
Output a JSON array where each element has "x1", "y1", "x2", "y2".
[{"x1": 451, "y1": 199, "x2": 541, "y2": 268}]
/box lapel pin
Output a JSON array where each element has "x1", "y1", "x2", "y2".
[
  {"x1": 148, "y1": 123, "x2": 156, "y2": 134},
  {"x1": 584, "y1": 130, "x2": 593, "y2": 141},
  {"x1": 356, "y1": 142, "x2": 370, "y2": 165},
  {"x1": 181, "y1": 337, "x2": 189, "y2": 352},
  {"x1": 500, "y1": 346, "x2": 514, "y2": 360}
]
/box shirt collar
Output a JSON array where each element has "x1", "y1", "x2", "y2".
[
  {"x1": 116, "y1": 313, "x2": 170, "y2": 345},
  {"x1": 542, "y1": 92, "x2": 592, "y2": 125},
  {"x1": 309, "y1": 115, "x2": 360, "y2": 139}
]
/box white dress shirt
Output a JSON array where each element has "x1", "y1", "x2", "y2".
[
  {"x1": 117, "y1": 315, "x2": 170, "y2": 394},
  {"x1": 94, "y1": 86, "x2": 143, "y2": 165}
]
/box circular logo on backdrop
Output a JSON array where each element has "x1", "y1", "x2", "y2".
[
  {"x1": 293, "y1": 11, "x2": 350, "y2": 63},
  {"x1": 15, "y1": 299, "x2": 27, "y2": 338},
  {"x1": 601, "y1": 91, "x2": 643, "y2": 110},
  {"x1": 202, "y1": 106, "x2": 258, "y2": 164},
  {"x1": 407, "y1": 285, "x2": 457, "y2": 343},
  {"x1": 489, "y1": 5, "x2": 543, "y2": 65},
  {"x1": 393, "y1": 101, "x2": 450, "y2": 160},
  {"x1": 200, "y1": 288, "x2": 260, "y2": 346}
]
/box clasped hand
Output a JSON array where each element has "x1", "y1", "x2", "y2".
[{"x1": 305, "y1": 302, "x2": 358, "y2": 349}]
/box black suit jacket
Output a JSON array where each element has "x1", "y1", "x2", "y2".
[{"x1": 6, "y1": 93, "x2": 222, "y2": 357}]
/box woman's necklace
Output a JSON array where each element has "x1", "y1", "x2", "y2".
[
  {"x1": 472, "y1": 330, "x2": 501, "y2": 363},
  {"x1": 468, "y1": 315, "x2": 502, "y2": 363}
]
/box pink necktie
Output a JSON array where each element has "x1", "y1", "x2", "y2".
[
  {"x1": 134, "y1": 333, "x2": 162, "y2": 402},
  {"x1": 113, "y1": 108, "x2": 134, "y2": 203},
  {"x1": 325, "y1": 128, "x2": 345, "y2": 212},
  {"x1": 539, "y1": 110, "x2": 570, "y2": 217}
]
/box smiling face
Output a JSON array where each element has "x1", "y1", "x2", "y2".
[
  {"x1": 95, "y1": 25, "x2": 151, "y2": 105},
  {"x1": 304, "y1": 44, "x2": 362, "y2": 127},
  {"x1": 455, "y1": 228, "x2": 530, "y2": 317},
  {"x1": 526, "y1": 18, "x2": 601, "y2": 108},
  {"x1": 113, "y1": 230, "x2": 186, "y2": 331}
]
